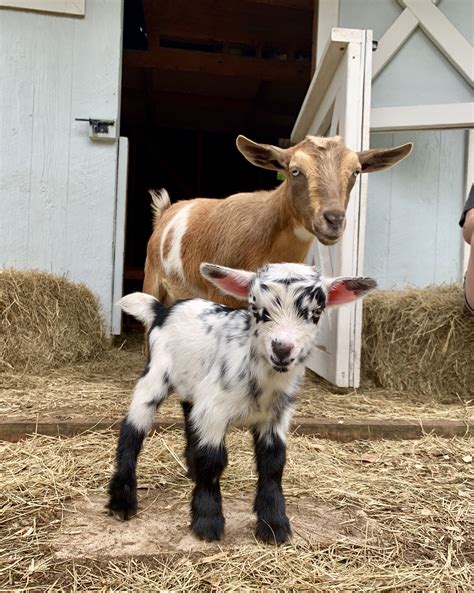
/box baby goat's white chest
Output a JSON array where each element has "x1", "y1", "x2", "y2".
[{"x1": 240, "y1": 369, "x2": 302, "y2": 427}]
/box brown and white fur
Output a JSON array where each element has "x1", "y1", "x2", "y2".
[{"x1": 143, "y1": 134, "x2": 412, "y2": 307}]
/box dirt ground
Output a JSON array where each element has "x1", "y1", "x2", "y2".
[
  {"x1": 53, "y1": 494, "x2": 374, "y2": 559},
  {"x1": 1, "y1": 335, "x2": 471, "y2": 423},
  {"x1": 2, "y1": 429, "x2": 473, "y2": 591}
]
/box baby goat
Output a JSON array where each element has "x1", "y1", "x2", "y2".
[{"x1": 107, "y1": 262, "x2": 376, "y2": 544}]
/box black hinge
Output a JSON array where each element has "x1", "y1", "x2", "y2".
[{"x1": 75, "y1": 118, "x2": 115, "y2": 134}]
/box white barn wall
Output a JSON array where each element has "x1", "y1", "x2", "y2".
[
  {"x1": 0, "y1": 1, "x2": 123, "y2": 329},
  {"x1": 365, "y1": 130, "x2": 465, "y2": 289},
  {"x1": 338, "y1": 0, "x2": 472, "y2": 288}
]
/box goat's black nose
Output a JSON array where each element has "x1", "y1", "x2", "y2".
[
  {"x1": 271, "y1": 340, "x2": 293, "y2": 361},
  {"x1": 324, "y1": 210, "x2": 345, "y2": 228}
]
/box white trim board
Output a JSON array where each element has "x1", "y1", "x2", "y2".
[
  {"x1": 292, "y1": 28, "x2": 365, "y2": 142},
  {"x1": 372, "y1": 0, "x2": 474, "y2": 86},
  {"x1": 372, "y1": 8, "x2": 418, "y2": 79},
  {"x1": 111, "y1": 137, "x2": 129, "y2": 335},
  {"x1": 371, "y1": 103, "x2": 474, "y2": 132},
  {"x1": 400, "y1": 0, "x2": 474, "y2": 86},
  {"x1": 315, "y1": 0, "x2": 340, "y2": 72},
  {"x1": 0, "y1": 0, "x2": 85, "y2": 16}
]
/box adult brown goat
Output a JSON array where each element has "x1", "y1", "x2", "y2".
[{"x1": 143, "y1": 134, "x2": 412, "y2": 307}]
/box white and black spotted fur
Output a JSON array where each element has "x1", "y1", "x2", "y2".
[{"x1": 107, "y1": 262, "x2": 376, "y2": 543}]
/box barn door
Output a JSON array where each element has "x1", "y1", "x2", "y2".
[
  {"x1": 291, "y1": 29, "x2": 373, "y2": 388},
  {"x1": 0, "y1": 0, "x2": 125, "y2": 334}
]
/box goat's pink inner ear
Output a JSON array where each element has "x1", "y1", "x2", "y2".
[
  {"x1": 326, "y1": 282, "x2": 358, "y2": 306},
  {"x1": 218, "y1": 275, "x2": 250, "y2": 298}
]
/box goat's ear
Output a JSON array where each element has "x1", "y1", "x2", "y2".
[
  {"x1": 323, "y1": 276, "x2": 377, "y2": 307},
  {"x1": 357, "y1": 143, "x2": 413, "y2": 173},
  {"x1": 236, "y1": 135, "x2": 289, "y2": 172},
  {"x1": 200, "y1": 263, "x2": 255, "y2": 300}
]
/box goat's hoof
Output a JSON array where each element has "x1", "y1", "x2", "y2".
[
  {"x1": 107, "y1": 479, "x2": 137, "y2": 521},
  {"x1": 191, "y1": 515, "x2": 225, "y2": 542},
  {"x1": 255, "y1": 518, "x2": 291, "y2": 544}
]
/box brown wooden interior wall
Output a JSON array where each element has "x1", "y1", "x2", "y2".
[{"x1": 121, "y1": 0, "x2": 314, "y2": 294}]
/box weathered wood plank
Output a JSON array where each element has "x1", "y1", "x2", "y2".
[
  {"x1": 26, "y1": 13, "x2": 74, "y2": 273},
  {"x1": 0, "y1": 10, "x2": 37, "y2": 268},
  {"x1": 123, "y1": 48, "x2": 310, "y2": 83},
  {"x1": 66, "y1": 0, "x2": 124, "y2": 330},
  {"x1": 1, "y1": 417, "x2": 470, "y2": 443}
]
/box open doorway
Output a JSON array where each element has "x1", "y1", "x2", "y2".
[{"x1": 120, "y1": 0, "x2": 314, "y2": 296}]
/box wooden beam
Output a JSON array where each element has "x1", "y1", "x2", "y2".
[
  {"x1": 401, "y1": 0, "x2": 474, "y2": 85},
  {"x1": 315, "y1": 0, "x2": 340, "y2": 72},
  {"x1": 144, "y1": 0, "x2": 312, "y2": 50},
  {"x1": 245, "y1": 0, "x2": 313, "y2": 9},
  {"x1": 122, "y1": 88, "x2": 299, "y2": 116},
  {"x1": 372, "y1": 8, "x2": 419, "y2": 80},
  {"x1": 370, "y1": 102, "x2": 474, "y2": 131},
  {"x1": 1, "y1": 417, "x2": 470, "y2": 443},
  {"x1": 292, "y1": 29, "x2": 364, "y2": 142},
  {"x1": 123, "y1": 48, "x2": 310, "y2": 83}
]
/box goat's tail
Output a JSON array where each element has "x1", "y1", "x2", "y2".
[
  {"x1": 149, "y1": 188, "x2": 171, "y2": 229},
  {"x1": 119, "y1": 292, "x2": 163, "y2": 329}
]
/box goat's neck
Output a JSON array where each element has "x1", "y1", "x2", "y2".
[{"x1": 264, "y1": 181, "x2": 313, "y2": 262}]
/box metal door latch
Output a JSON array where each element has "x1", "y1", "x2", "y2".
[{"x1": 75, "y1": 118, "x2": 116, "y2": 140}]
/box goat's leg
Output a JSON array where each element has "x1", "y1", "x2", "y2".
[
  {"x1": 190, "y1": 443, "x2": 228, "y2": 541},
  {"x1": 181, "y1": 401, "x2": 197, "y2": 480},
  {"x1": 107, "y1": 363, "x2": 171, "y2": 520},
  {"x1": 252, "y1": 427, "x2": 291, "y2": 544},
  {"x1": 189, "y1": 415, "x2": 228, "y2": 541}
]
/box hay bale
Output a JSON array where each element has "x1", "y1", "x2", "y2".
[
  {"x1": 362, "y1": 285, "x2": 474, "y2": 402},
  {"x1": 0, "y1": 269, "x2": 107, "y2": 372}
]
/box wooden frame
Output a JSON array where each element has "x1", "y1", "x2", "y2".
[
  {"x1": 292, "y1": 28, "x2": 373, "y2": 388},
  {"x1": 2, "y1": 417, "x2": 470, "y2": 443},
  {"x1": 111, "y1": 137, "x2": 129, "y2": 335},
  {"x1": 0, "y1": 0, "x2": 85, "y2": 16},
  {"x1": 371, "y1": 102, "x2": 474, "y2": 132},
  {"x1": 123, "y1": 47, "x2": 308, "y2": 83},
  {"x1": 372, "y1": 0, "x2": 473, "y2": 86},
  {"x1": 313, "y1": 0, "x2": 339, "y2": 73}
]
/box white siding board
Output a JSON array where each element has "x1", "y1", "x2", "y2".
[
  {"x1": 0, "y1": 1, "x2": 123, "y2": 331},
  {"x1": 0, "y1": 11, "x2": 37, "y2": 267},
  {"x1": 372, "y1": 29, "x2": 473, "y2": 108},
  {"x1": 27, "y1": 14, "x2": 74, "y2": 272},
  {"x1": 66, "y1": 0, "x2": 122, "y2": 325},
  {"x1": 385, "y1": 131, "x2": 439, "y2": 288},
  {"x1": 364, "y1": 133, "x2": 394, "y2": 288},
  {"x1": 365, "y1": 130, "x2": 465, "y2": 289},
  {"x1": 434, "y1": 130, "x2": 466, "y2": 284},
  {"x1": 438, "y1": 0, "x2": 474, "y2": 45}
]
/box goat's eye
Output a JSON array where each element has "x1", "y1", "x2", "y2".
[
  {"x1": 310, "y1": 308, "x2": 322, "y2": 324},
  {"x1": 260, "y1": 308, "x2": 271, "y2": 323},
  {"x1": 290, "y1": 167, "x2": 300, "y2": 177}
]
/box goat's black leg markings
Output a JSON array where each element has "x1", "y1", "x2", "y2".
[
  {"x1": 107, "y1": 418, "x2": 145, "y2": 520},
  {"x1": 252, "y1": 429, "x2": 291, "y2": 544},
  {"x1": 181, "y1": 401, "x2": 197, "y2": 480},
  {"x1": 190, "y1": 444, "x2": 228, "y2": 541}
]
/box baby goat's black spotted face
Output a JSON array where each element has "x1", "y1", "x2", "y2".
[{"x1": 201, "y1": 262, "x2": 377, "y2": 373}]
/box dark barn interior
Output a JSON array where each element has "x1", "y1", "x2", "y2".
[{"x1": 121, "y1": 0, "x2": 314, "y2": 294}]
